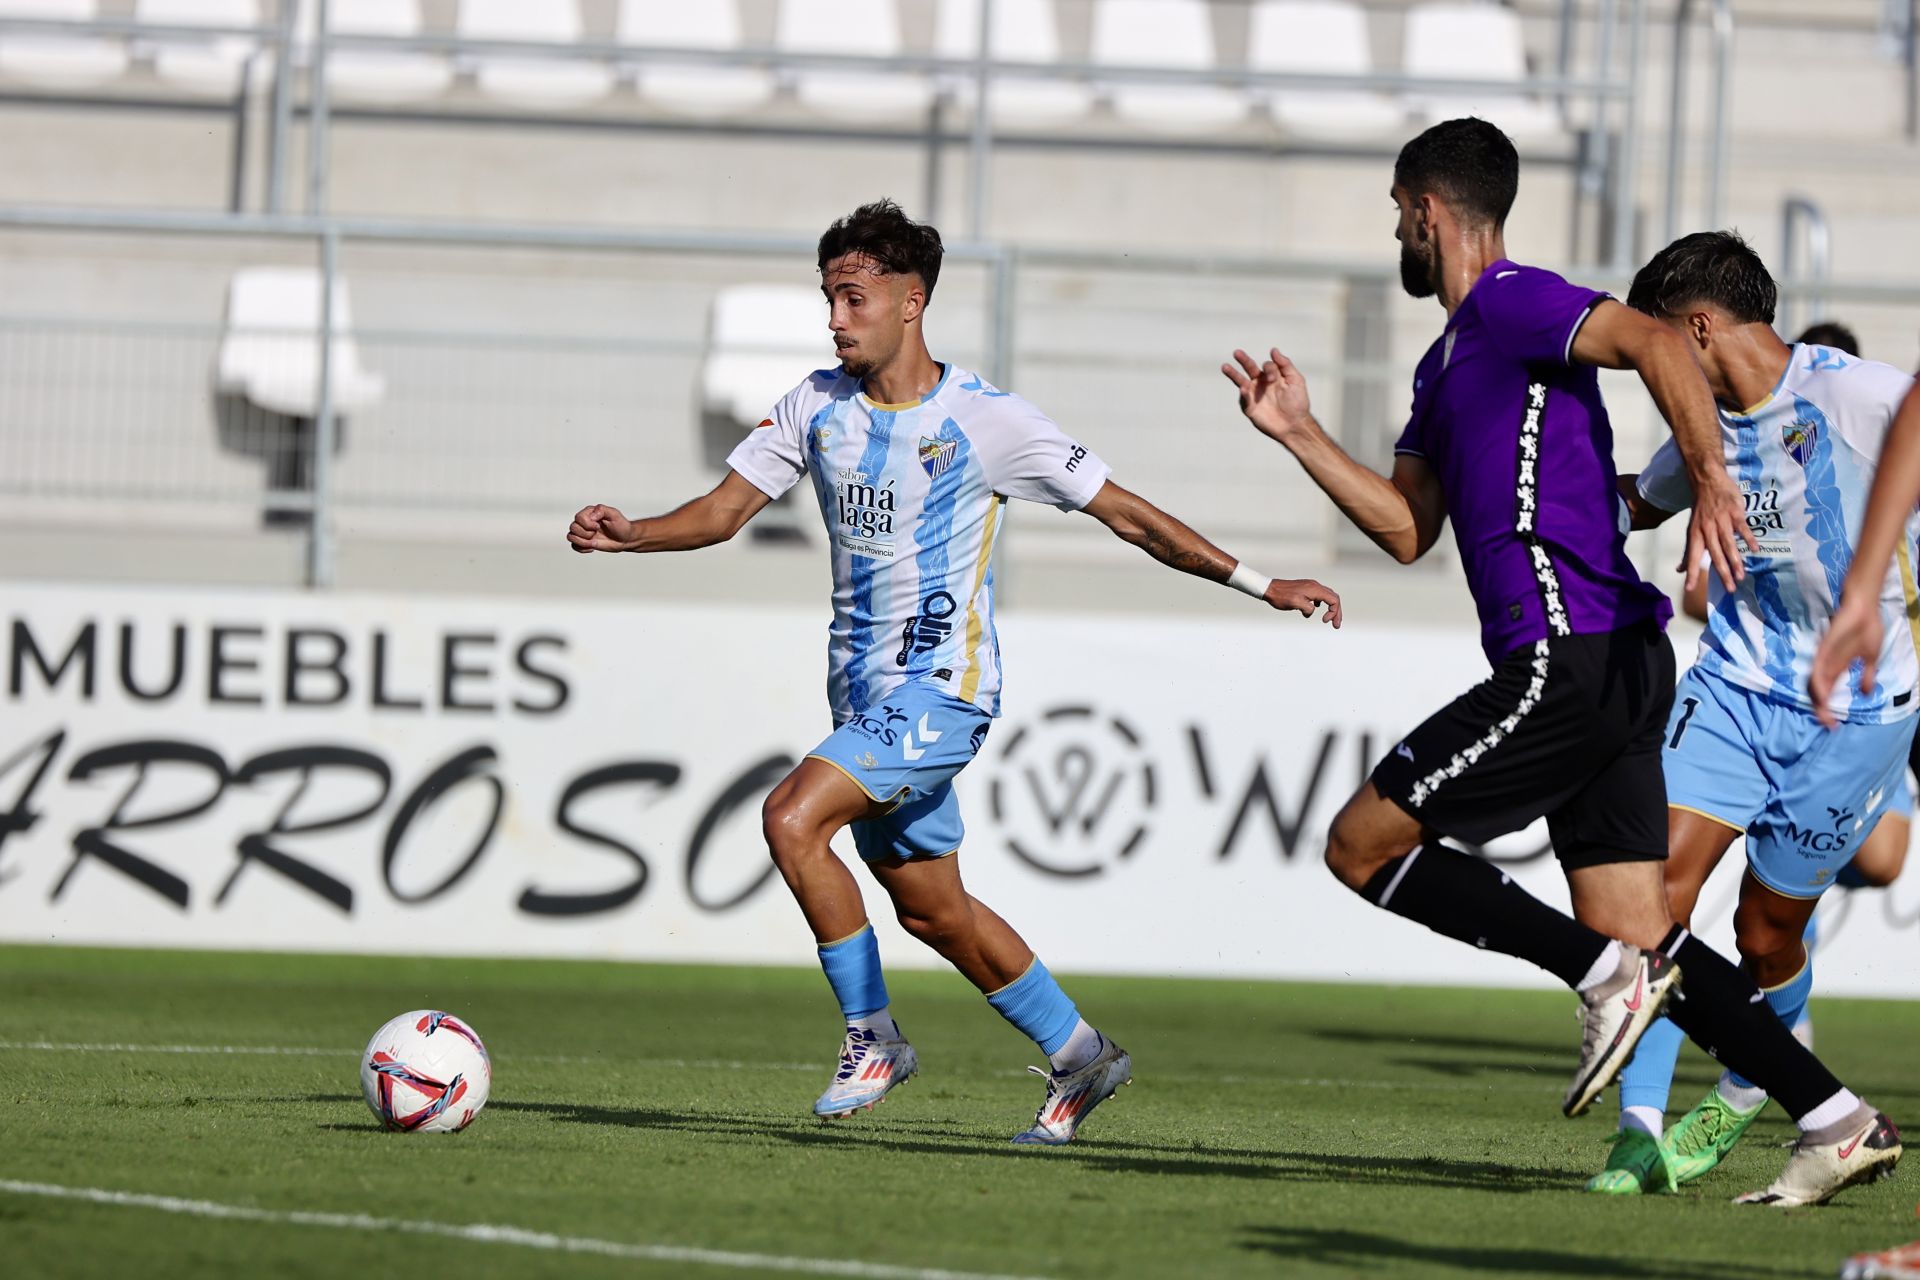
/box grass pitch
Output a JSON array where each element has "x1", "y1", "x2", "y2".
[{"x1": 2, "y1": 946, "x2": 1916, "y2": 1279}]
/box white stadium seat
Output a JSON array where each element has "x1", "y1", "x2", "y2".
[
  {"x1": 777, "y1": 0, "x2": 933, "y2": 123},
  {"x1": 0, "y1": 0, "x2": 129, "y2": 88},
  {"x1": 1250, "y1": 0, "x2": 1405, "y2": 139},
  {"x1": 1402, "y1": 1, "x2": 1561, "y2": 141},
  {"x1": 1090, "y1": 0, "x2": 1248, "y2": 134},
  {"x1": 699, "y1": 284, "x2": 830, "y2": 436},
  {"x1": 304, "y1": 0, "x2": 450, "y2": 105},
  {"x1": 933, "y1": 0, "x2": 1092, "y2": 129},
  {"x1": 216, "y1": 266, "x2": 386, "y2": 419},
  {"x1": 137, "y1": 0, "x2": 261, "y2": 96},
  {"x1": 621, "y1": 0, "x2": 774, "y2": 119},
  {"x1": 459, "y1": 0, "x2": 612, "y2": 110}
]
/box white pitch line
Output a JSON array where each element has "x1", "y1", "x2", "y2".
[{"x1": 0, "y1": 1181, "x2": 1053, "y2": 1280}]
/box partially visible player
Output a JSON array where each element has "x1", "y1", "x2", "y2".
[
  {"x1": 1226, "y1": 118, "x2": 1900, "y2": 1206},
  {"x1": 570, "y1": 199, "x2": 1341, "y2": 1144},
  {"x1": 1816, "y1": 380, "x2": 1920, "y2": 1274},
  {"x1": 1605, "y1": 233, "x2": 1918, "y2": 1194}
]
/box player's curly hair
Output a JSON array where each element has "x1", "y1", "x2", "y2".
[
  {"x1": 1393, "y1": 117, "x2": 1518, "y2": 229},
  {"x1": 1627, "y1": 230, "x2": 1777, "y2": 325},
  {"x1": 817, "y1": 199, "x2": 943, "y2": 302}
]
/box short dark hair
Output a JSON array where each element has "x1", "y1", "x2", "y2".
[
  {"x1": 1794, "y1": 321, "x2": 1860, "y2": 356},
  {"x1": 1393, "y1": 118, "x2": 1518, "y2": 229},
  {"x1": 1626, "y1": 230, "x2": 1777, "y2": 325},
  {"x1": 817, "y1": 199, "x2": 943, "y2": 302}
]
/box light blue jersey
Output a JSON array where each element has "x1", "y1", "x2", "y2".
[
  {"x1": 1638, "y1": 345, "x2": 1919, "y2": 724},
  {"x1": 729, "y1": 362, "x2": 1110, "y2": 723}
]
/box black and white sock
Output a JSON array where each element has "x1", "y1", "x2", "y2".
[
  {"x1": 1358, "y1": 843, "x2": 1613, "y2": 990},
  {"x1": 1655, "y1": 926, "x2": 1860, "y2": 1130}
]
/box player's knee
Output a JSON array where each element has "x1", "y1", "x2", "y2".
[
  {"x1": 761, "y1": 788, "x2": 820, "y2": 867},
  {"x1": 1733, "y1": 912, "x2": 1805, "y2": 986},
  {"x1": 896, "y1": 905, "x2": 969, "y2": 953},
  {"x1": 1323, "y1": 818, "x2": 1379, "y2": 892}
]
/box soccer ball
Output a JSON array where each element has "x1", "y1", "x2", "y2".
[{"x1": 359, "y1": 1009, "x2": 492, "y2": 1133}]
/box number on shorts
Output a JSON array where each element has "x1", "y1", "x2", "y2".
[{"x1": 1668, "y1": 696, "x2": 1700, "y2": 749}]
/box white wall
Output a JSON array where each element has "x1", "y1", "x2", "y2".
[{"x1": 2, "y1": 581, "x2": 1914, "y2": 995}]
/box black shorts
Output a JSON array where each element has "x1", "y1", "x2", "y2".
[{"x1": 1371, "y1": 620, "x2": 1675, "y2": 869}]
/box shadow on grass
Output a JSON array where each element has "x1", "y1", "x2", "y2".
[
  {"x1": 466, "y1": 1097, "x2": 1581, "y2": 1193},
  {"x1": 1240, "y1": 1225, "x2": 1809, "y2": 1279}
]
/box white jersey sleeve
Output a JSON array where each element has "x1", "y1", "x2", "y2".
[
  {"x1": 726, "y1": 374, "x2": 829, "y2": 500},
  {"x1": 1635, "y1": 438, "x2": 1694, "y2": 514},
  {"x1": 967, "y1": 394, "x2": 1112, "y2": 511}
]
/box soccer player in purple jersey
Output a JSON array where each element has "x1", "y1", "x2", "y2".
[{"x1": 1223, "y1": 118, "x2": 1899, "y2": 1205}]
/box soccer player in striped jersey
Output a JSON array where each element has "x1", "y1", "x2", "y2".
[
  {"x1": 568, "y1": 199, "x2": 1340, "y2": 1144},
  {"x1": 1607, "y1": 231, "x2": 1919, "y2": 1195},
  {"x1": 1225, "y1": 118, "x2": 1898, "y2": 1206}
]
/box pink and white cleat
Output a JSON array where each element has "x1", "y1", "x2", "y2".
[
  {"x1": 1010, "y1": 1035, "x2": 1132, "y2": 1146},
  {"x1": 813, "y1": 1026, "x2": 918, "y2": 1119}
]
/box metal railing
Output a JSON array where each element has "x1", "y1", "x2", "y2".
[
  {"x1": 1662, "y1": 0, "x2": 1734, "y2": 248},
  {"x1": 0, "y1": 1, "x2": 1645, "y2": 251},
  {"x1": 1778, "y1": 196, "x2": 1833, "y2": 339}
]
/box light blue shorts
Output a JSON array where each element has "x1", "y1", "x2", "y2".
[
  {"x1": 1664, "y1": 667, "x2": 1919, "y2": 899},
  {"x1": 808, "y1": 679, "x2": 993, "y2": 863}
]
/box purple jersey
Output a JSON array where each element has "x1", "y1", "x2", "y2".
[{"x1": 1394, "y1": 260, "x2": 1672, "y2": 662}]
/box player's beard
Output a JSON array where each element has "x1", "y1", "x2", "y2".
[{"x1": 1399, "y1": 240, "x2": 1437, "y2": 299}]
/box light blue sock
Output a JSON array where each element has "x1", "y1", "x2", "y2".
[
  {"x1": 1618, "y1": 1015, "x2": 1687, "y2": 1118},
  {"x1": 985, "y1": 957, "x2": 1080, "y2": 1055},
  {"x1": 817, "y1": 924, "x2": 888, "y2": 1020},
  {"x1": 1725, "y1": 957, "x2": 1814, "y2": 1092}
]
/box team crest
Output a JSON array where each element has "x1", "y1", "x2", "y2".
[
  {"x1": 1782, "y1": 418, "x2": 1816, "y2": 467},
  {"x1": 919, "y1": 436, "x2": 958, "y2": 479}
]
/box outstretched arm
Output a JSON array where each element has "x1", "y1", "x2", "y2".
[
  {"x1": 1222, "y1": 347, "x2": 1447, "y2": 565},
  {"x1": 1570, "y1": 301, "x2": 1755, "y2": 592},
  {"x1": 1080, "y1": 480, "x2": 1341, "y2": 625},
  {"x1": 567, "y1": 470, "x2": 773, "y2": 554},
  {"x1": 1810, "y1": 381, "x2": 1920, "y2": 725}
]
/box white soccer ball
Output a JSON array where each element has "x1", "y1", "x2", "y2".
[{"x1": 359, "y1": 1009, "x2": 492, "y2": 1133}]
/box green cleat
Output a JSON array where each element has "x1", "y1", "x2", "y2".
[
  {"x1": 1664, "y1": 1087, "x2": 1767, "y2": 1187},
  {"x1": 1586, "y1": 1127, "x2": 1671, "y2": 1194}
]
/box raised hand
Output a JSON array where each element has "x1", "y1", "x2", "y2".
[
  {"x1": 1809, "y1": 593, "x2": 1882, "y2": 729},
  {"x1": 1683, "y1": 471, "x2": 1758, "y2": 592},
  {"x1": 1265, "y1": 578, "x2": 1342, "y2": 628},
  {"x1": 1222, "y1": 347, "x2": 1314, "y2": 444},
  {"x1": 567, "y1": 503, "x2": 636, "y2": 554}
]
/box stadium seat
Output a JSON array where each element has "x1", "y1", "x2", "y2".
[
  {"x1": 776, "y1": 0, "x2": 933, "y2": 123},
  {"x1": 0, "y1": 0, "x2": 129, "y2": 88},
  {"x1": 620, "y1": 0, "x2": 774, "y2": 119},
  {"x1": 136, "y1": 0, "x2": 262, "y2": 96},
  {"x1": 1402, "y1": 1, "x2": 1561, "y2": 141},
  {"x1": 933, "y1": 0, "x2": 1093, "y2": 129},
  {"x1": 699, "y1": 284, "x2": 829, "y2": 453},
  {"x1": 1090, "y1": 0, "x2": 1248, "y2": 134},
  {"x1": 302, "y1": 0, "x2": 450, "y2": 105},
  {"x1": 215, "y1": 266, "x2": 386, "y2": 420},
  {"x1": 1249, "y1": 0, "x2": 1405, "y2": 139},
  {"x1": 458, "y1": 0, "x2": 612, "y2": 110}
]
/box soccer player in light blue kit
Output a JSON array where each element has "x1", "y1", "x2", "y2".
[
  {"x1": 567, "y1": 200, "x2": 1341, "y2": 1142},
  {"x1": 1605, "y1": 232, "x2": 1919, "y2": 1194}
]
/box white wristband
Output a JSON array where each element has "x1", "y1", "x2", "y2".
[{"x1": 1227, "y1": 563, "x2": 1271, "y2": 600}]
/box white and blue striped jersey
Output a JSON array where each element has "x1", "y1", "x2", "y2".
[
  {"x1": 1638, "y1": 345, "x2": 1919, "y2": 724},
  {"x1": 728, "y1": 362, "x2": 1110, "y2": 723}
]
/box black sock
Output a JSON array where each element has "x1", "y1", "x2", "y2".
[
  {"x1": 1657, "y1": 926, "x2": 1844, "y2": 1121},
  {"x1": 1358, "y1": 843, "x2": 1611, "y2": 989}
]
